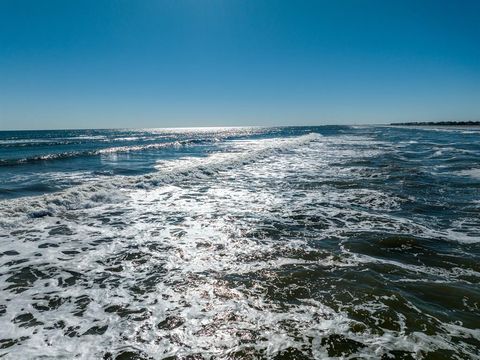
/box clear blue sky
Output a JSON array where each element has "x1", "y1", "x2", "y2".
[{"x1": 1, "y1": 0, "x2": 479, "y2": 130}]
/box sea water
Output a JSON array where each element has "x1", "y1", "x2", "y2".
[{"x1": 0, "y1": 126, "x2": 479, "y2": 358}]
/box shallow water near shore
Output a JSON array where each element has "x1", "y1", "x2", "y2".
[{"x1": 1, "y1": 126, "x2": 479, "y2": 359}]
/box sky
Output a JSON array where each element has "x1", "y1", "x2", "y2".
[{"x1": 0, "y1": 0, "x2": 479, "y2": 130}]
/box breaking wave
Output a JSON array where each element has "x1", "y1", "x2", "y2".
[{"x1": 1, "y1": 127, "x2": 479, "y2": 359}]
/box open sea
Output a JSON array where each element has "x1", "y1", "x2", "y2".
[{"x1": 0, "y1": 126, "x2": 479, "y2": 359}]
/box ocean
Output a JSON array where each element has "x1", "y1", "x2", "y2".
[{"x1": 0, "y1": 126, "x2": 479, "y2": 359}]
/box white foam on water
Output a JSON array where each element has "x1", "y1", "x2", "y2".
[
  {"x1": 457, "y1": 168, "x2": 480, "y2": 180},
  {"x1": 1, "y1": 131, "x2": 479, "y2": 358},
  {"x1": 0, "y1": 134, "x2": 322, "y2": 223}
]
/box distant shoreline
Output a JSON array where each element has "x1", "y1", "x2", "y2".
[{"x1": 390, "y1": 121, "x2": 480, "y2": 127}]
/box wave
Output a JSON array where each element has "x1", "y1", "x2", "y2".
[
  {"x1": 0, "y1": 135, "x2": 109, "y2": 146},
  {"x1": 0, "y1": 138, "x2": 218, "y2": 167},
  {"x1": 0, "y1": 135, "x2": 174, "y2": 148},
  {"x1": 96, "y1": 137, "x2": 215, "y2": 154},
  {"x1": 2, "y1": 129, "x2": 479, "y2": 358},
  {"x1": 0, "y1": 133, "x2": 323, "y2": 225},
  {"x1": 458, "y1": 168, "x2": 480, "y2": 179}
]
